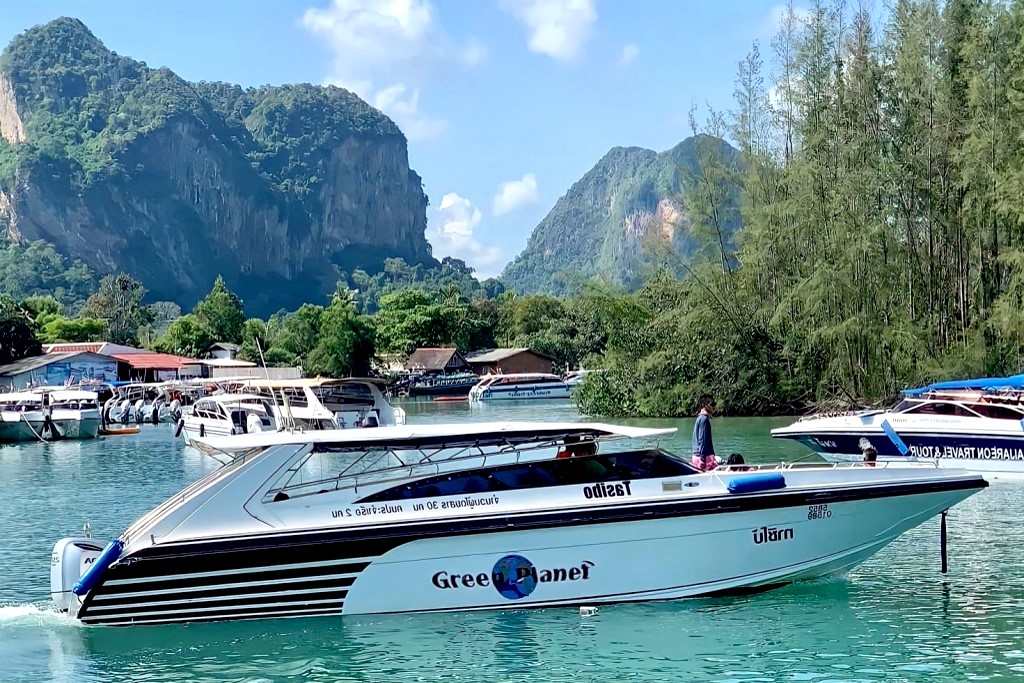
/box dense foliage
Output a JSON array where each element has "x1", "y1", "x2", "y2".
[
  {"x1": 0, "y1": 239, "x2": 95, "y2": 311},
  {"x1": 577, "y1": 0, "x2": 1024, "y2": 416}
]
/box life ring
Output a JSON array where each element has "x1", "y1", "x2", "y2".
[{"x1": 174, "y1": 419, "x2": 184, "y2": 438}]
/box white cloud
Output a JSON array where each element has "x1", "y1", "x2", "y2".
[
  {"x1": 302, "y1": 0, "x2": 481, "y2": 141},
  {"x1": 492, "y1": 173, "x2": 540, "y2": 216},
  {"x1": 370, "y1": 83, "x2": 447, "y2": 140},
  {"x1": 619, "y1": 43, "x2": 639, "y2": 66},
  {"x1": 501, "y1": 0, "x2": 597, "y2": 61},
  {"x1": 428, "y1": 193, "x2": 504, "y2": 276}
]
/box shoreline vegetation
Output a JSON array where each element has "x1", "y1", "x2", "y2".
[{"x1": 4, "y1": 0, "x2": 1024, "y2": 417}]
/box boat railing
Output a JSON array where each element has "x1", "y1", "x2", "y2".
[
  {"x1": 262, "y1": 437, "x2": 573, "y2": 502},
  {"x1": 716, "y1": 459, "x2": 940, "y2": 473}
]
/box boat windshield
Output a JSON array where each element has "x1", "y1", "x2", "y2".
[
  {"x1": 356, "y1": 449, "x2": 697, "y2": 502},
  {"x1": 264, "y1": 441, "x2": 695, "y2": 504},
  {"x1": 893, "y1": 398, "x2": 1024, "y2": 419}
]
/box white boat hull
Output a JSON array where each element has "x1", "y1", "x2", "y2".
[
  {"x1": 471, "y1": 385, "x2": 571, "y2": 401},
  {"x1": 60, "y1": 473, "x2": 980, "y2": 625},
  {"x1": 0, "y1": 411, "x2": 100, "y2": 441}
]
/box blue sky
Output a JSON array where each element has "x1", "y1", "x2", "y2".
[{"x1": 0, "y1": 1, "x2": 789, "y2": 278}]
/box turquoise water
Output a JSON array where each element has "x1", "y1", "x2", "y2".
[{"x1": 1, "y1": 401, "x2": 1021, "y2": 682}]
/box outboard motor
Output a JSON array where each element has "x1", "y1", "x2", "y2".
[
  {"x1": 169, "y1": 399, "x2": 182, "y2": 421},
  {"x1": 118, "y1": 399, "x2": 131, "y2": 423},
  {"x1": 50, "y1": 537, "x2": 103, "y2": 613},
  {"x1": 133, "y1": 399, "x2": 145, "y2": 423}
]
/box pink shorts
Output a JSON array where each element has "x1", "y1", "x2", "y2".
[{"x1": 692, "y1": 454, "x2": 718, "y2": 471}]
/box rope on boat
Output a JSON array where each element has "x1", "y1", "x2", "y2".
[{"x1": 21, "y1": 413, "x2": 49, "y2": 443}]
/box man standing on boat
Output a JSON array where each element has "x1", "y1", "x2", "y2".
[{"x1": 692, "y1": 394, "x2": 718, "y2": 471}]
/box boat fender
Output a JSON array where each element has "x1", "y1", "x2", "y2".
[
  {"x1": 727, "y1": 472, "x2": 786, "y2": 494},
  {"x1": 174, "y1": 419, "x2": 184, "y2": 438},
  {"x1": 72, "y1": 539, "x2": 124, "y2": 596},
  {"x1": 199, "y1": 423, "x2": 205, "y2": 438},
  {"x1": 879, "y1": 419, "x2": 910, "y2": 455}
]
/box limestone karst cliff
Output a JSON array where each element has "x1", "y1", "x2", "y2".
[{"x1": 0, "y1": 18, "x2": 435, "y2": 314}]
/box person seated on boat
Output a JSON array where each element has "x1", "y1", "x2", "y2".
[
  {"x1": 691, "y1": 394, "x2": 719, "y2": 471},
  {"x1": 556, "y1": 435, "x2": 598, "y2": 459},
  {"x1": 723, "y1": 453, "x2": 750, "y2": 471}
]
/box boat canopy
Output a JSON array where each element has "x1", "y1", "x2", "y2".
[
  {"x1": 199, "y1": 421, "x2": 676, "y2": 452},
  {"x1": 49, "y1": 390, "x2": 98, "y2": 401},
  {"x1": 903, "y1": 373, "x2": 1024, "y2": 397}
]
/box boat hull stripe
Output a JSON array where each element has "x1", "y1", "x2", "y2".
[
  {"x1": 82, "y1": 598, "x2": 344, "y2": 623},
  {"x1": 93, "y1": 573, "x2": 359, "y2": 601},
  {"x1": 103, "y1": 557, "x2": 376, "y2": 586},
  {"x1": 87, "y1": 586, "x2": 351, "y2": 613}
]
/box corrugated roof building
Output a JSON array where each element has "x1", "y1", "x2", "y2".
[
  {"x1": 0, "y1": 352, "x2": 119, "y2": 389},
  {"x1": 405, "y1": 347, "x2": 471, "y2": 374},
  {"x1": 464, "y1": 348, "x2": 555, "y2": 375}
]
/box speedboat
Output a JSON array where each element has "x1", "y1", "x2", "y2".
[
  {"x1": 103, "y1": 383, "x2": 183, "y2": 425},
  {"x1": 0, "y1": 389, "x2": 101, "y2": 442},
  {"x1": 225, "y1": 378, "x2": 406, "y2": 429},
  {"x1": 50, "y1": 421, "x2": 985, "y2": 626},
  {"x1": 469, "y1": 373, "x2": 571, "y2": 401},
  {"x1": 397, "y1": 372, "x2": 480, "y2": 398},
  {"x1": 177, "y1": 393, "x2": 277, "y2": 445},
  {"x1": 772, "y1": 374, "x2": 1024, "y2": 478},
  {"x1": 47, "y1": 389, "x2": 102, "y2": 439},
  {"x1": 0, "y1": 391, "x2": 46, "y2": 441}
]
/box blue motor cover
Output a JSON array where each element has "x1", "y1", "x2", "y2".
[
  {"x1": 72, "y1": 539, "x2": 123, "y2": 596},
  {"x1": 727, "y1": 472, "x2": 786, "y2": 494}
]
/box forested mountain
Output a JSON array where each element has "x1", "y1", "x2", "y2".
[
  {"x1": 501, "y1": 135, "x2": 743, "y2": 295},
  {"x1": 0, "y1": 18, "x2": 435, "y2": 315}
]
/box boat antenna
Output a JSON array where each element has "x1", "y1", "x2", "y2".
[{"x1": 255, "y1": 337, "x2": 292, "y2": 430}]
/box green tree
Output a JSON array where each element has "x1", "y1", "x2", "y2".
[
  {"x1": 155, "y1": 314, "x2": 214, "y2": 358},
  {"x1": 305, "y1": 294, "x2": 375, "y2": 377},
  {"x1": 0, "y1": 297, "x2": 42, "y2": 363},
  {"x1": 81, "y1": 273, "x2": 152, "y2": 345},
  {"x1": 40, "y1": 316, "x2": 107, "y2": 343},
  {"x1": 193, "y1": 276, "x2": 245, "y2": 343}
]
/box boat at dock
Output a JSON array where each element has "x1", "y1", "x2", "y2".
[
  {"x1": 772, "y1": 374, "x2": 1024, "y2": 478},
  {"x1": 0, "y1": 388, "x2": 101, "y2": 442},
  {"x1": 469, "y1": 373, "x2": 571, "y2": 401},
  {"x1": 178, "y1": 378, "x2": 407, "y2": 448},
  {"x1": 50, "y1": 421, "x2": 985, "y2": 626},
  {"x1": 396, "y1": 372, "x2": 480, "y2": 398}
]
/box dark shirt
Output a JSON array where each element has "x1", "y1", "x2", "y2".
[{"x1": 692, "y1": 412, "x2": 714, "y2": 456}]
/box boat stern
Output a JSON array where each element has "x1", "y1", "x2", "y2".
[{"x1": 50, "y1": 537, "x2": 104, "y2": 614}]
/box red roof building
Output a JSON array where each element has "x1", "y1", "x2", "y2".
[{"x1": 111, "y1": 353, "x2": 197, "y2": 382}]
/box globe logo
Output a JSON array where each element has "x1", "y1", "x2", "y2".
[{"x1": 491, "y1": 554, "x2": 536, "y2": 600}]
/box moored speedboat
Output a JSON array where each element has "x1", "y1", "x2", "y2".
[
  {"x1": 0, "y1": 389, "x2": 101, "y2": 442},
  {"x1": 0, "y1": 392, "x2": 46, "y2": 442},
  {"x1": 469, "y1": 373, "x2": 570, "y2": 401},
  {"x1": 47, "y1": 389, "x2": 101, "y2": 439},
  {"x1": 51, "y1": 421, "x2": 985, "y2": 626},
  {"x1": 772, "y1": 374, "x2": 1024, "y2": 478}
]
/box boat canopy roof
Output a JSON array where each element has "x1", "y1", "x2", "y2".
[
  {"x1": 0, "y1": 392, "x2": 42, "y2": 402},
  {"x1": 200, "y1": 421, "x2": 676, "y2": 452},
  {"x1": 49, "y1": 390, "x2": 98, "y2": 401},
  {"x1": 904, "y1": 373, "x2": 1024, "y2": 397}
]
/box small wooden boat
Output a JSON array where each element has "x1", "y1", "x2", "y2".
[
  {"x1": 433, "y1": 395, "x2": 468, "y2": 402},
  {"x1": 99, "y1": 425, "x2": 141, "y2": 437}
]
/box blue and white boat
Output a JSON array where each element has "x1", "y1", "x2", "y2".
[
  {"x1": 468, "y1": 373, "x2": 571, "y2": 401},
  {"x1": 772, "y1": 374, "x2": 1024, "y2": 478}
]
